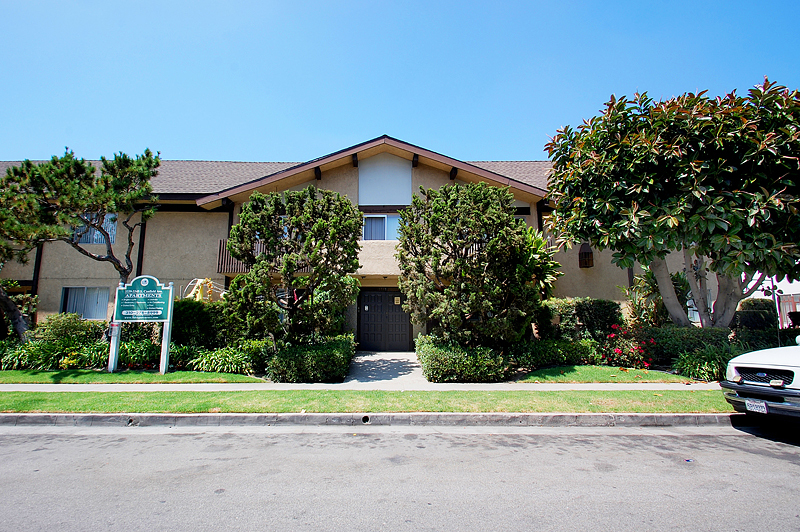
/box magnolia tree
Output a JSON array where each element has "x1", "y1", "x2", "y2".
[
  {"x1": 396, "y1": 182, "x2": 562, "y2": 347},
  {"x1": 227, "y1": 186, "x2": 363, "y2": 340},
  {"x1": 0, "y1": 150, "x2": 159, "y2": 339},
  {"x1": 546, "y1": 79, "x2": 800, "y2": 328}
]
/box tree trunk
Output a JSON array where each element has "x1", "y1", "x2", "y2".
[
  {"x1": 712, "y1": 273, "x2": 745, "y2": 329},
  {"x1": 650, "y1": 257, "x2": 692, "y2": 326},
  {"x1": 0, "y1": 284, "x2": 30, "y2": 341},
  {"x1": 683, "y1": 248, "x2": 713, "y2": 328}
]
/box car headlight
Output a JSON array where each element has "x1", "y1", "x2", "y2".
[{"x1": 725, "y1": 363, "x2": 738, "y2": 382}]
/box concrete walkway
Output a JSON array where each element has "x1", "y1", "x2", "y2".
[{"x1": 0, "y1": 351, "x2": 721, "y2": 392}]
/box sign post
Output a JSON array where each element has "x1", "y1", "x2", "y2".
[{"x1": 109, "y1": 275, "x2": 175, "y2": 374}]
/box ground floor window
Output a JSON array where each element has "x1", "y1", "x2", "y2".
[{"x1": 61, "y1": 287, "x2": 109, "y2": 320}]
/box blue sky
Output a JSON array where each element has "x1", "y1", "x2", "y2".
[{"x1": 1, "y1": 1, "x2": 799, "y2": 163}]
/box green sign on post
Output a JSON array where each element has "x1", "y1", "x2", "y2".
[
  {"x1": 109, "y1": 275, "x2": 175, "y2": 374},
  {"x1": 114, "y1": 275, "x2": 172, "y2": 322}
]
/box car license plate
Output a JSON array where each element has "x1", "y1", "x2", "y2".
[{"x1": 745, "y1": 399, "x2": 768, "y2": 414}]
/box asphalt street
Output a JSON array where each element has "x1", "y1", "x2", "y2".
[{"x1": 1, "y1": 423, "x2": 798, "y2": 532}]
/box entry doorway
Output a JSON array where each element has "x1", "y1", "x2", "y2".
[{"x1": 358, "y1": 289, "x2": 412, "y2": 351}]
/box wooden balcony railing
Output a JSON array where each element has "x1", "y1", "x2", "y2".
[
  {"x1": 217, "y1": 239, "x2": 312, "y2": 275},
  {"x1": 217, "y1": 239, "x2": 266, "y2": 275}
]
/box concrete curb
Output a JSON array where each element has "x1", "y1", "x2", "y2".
[{"x1": 0, "y1": 412, "x2": 742, "y2": 428}]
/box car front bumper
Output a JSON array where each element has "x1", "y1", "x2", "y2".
[{"x1": 720, "y1": 380, "x2": 800, "y2": 418}]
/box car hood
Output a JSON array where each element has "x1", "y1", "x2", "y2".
[{"x1": 729, "y1": 345, "x2": 800, "y2": 368}]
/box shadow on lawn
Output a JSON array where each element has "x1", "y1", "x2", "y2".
[
  {"x1": 17, "y1": 369, "x2": 103, "y2": 384},
  {"x1": 525, "y1": 366, "x2": 580, "y2": 378}
]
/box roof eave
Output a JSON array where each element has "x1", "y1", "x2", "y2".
[{"x1": 195, "y1": 135, "x2": 547, "y2": 208}]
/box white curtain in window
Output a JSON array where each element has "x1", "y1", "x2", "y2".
[{"x1": 63, "y1": 287, "x2": 109, "y2": 320}]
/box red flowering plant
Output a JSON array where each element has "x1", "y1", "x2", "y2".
[{"x1": 599, "y1": 324, "x2": 656, "y2": 369}]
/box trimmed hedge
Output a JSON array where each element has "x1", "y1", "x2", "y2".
[
  {"x1": 731, "y1": 328, "x2": 800, "y2": 350},
  {"x1": 511, "y1": 339, "x2": 599, "y2": 369},
  {"x1": 539, "y1": 298, "x2": 623, "y2": 341},
  {"x1": 415, "y1": 335, "x2": 511, "y2": 383},
  {"x1": 267, "y1": 335, "x2": 355, "y2": 383},
  {"x1": 636, "y1": 326, "x2": 731, "y2": 366}
]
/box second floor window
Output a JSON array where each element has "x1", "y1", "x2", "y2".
[
  {"x1": 74, "y1": 214, "x2": 117, "y2": 244},
  {"x1": 364, "y1": 216, "x2": 386, "y2": 240}
]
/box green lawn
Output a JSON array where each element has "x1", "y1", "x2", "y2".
[
  {"x1": 0, "y1": 390, "x2": 731, "y2": 414},
  {"x1": 520, "y1": 365, "x2": 691, "y2": 383},
  {"x1": 0, "y1": 369, "x2": 264, "y2": 384}
]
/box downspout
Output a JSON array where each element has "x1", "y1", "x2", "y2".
[
  {"x1": 30, "y1": 244, "x2": 44, "y2": 325},
  {"x1": 135, "y1": 221, "x2": 147, "y2": 277}
]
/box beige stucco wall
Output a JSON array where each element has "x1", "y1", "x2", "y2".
[
  {"x1": 11, "y1": 210, "x2": 231, "y2": 320},
  {"x1": 140, "y1": 211, "x2": 229, "y2": 299},
  {"x1": 1, "y1": 255, "x2": 36, "y2": 280},
  {"x1": 357, "y1": 240, "x2": 402, "y2": 276},
  {"x1": 320, "y1": 164, "x2": 358, "y2": 202},
  {"x1": 412, "y1": 165, "x2": 450, "y2": 194},
  {"x1": 551, "y1": 246, "x2": 633, "y2": 302}
]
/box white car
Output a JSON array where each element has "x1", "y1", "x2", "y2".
[{"x1": 720, "y1": 339, "x2": 800, "y2": 418}]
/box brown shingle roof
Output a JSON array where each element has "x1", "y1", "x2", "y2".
[
  {"x1": 467, "y1": 161, "x2": 552, "y2": 191},
  {"x1": 1, "y1": 157, "x2": 552, "y2": 196},
  {"x1": 153, "y1": 160, "x2": 297, "y2": 195},
  {"x1": 0, "y1": 160, "x2": 299, "y2": 196}
]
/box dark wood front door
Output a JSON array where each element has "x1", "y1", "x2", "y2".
[{"x1": 358, "y1": 290, "x2": 411, "y2": 351}]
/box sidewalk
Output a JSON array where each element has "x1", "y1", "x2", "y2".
[{"x1": 0, "y1": 351, "x2": 721, "y2": 392}]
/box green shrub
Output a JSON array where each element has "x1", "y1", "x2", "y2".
[
  {"x1": 186, "y1": 338, "x2": 276, "y2": 375},
  {"x1": 59, "y1": 341, "x2": 108, "y2": 369},
  {"x1": 168, "y1": 344, "x2": 206, "y2": 370},
  {"x1": 673, "y1": 343, "x2": 748, "y2": 382},
  {"x1": 1, "y1": 340, "x2": 64, "y2": 370},
  {"x1": 33, "y1": 313, "x2": 105, "y2": 345},
  {"x1": 731, "y1": 328, "x2": 800, "y2": 350},
  {"x1": 599, "y1": 324, "x2": 655, "y2": 369},
  {"x1": 120, "y1": 322, "x2": 161, "y2": 343},
  {"x1": 189, "y1": 346, "x2": 253, "y2": 374},
  {"x1": 267, "y1": 335, "x2": 355, "y2": 383},
  {"x1": 236, "y1": 338, "x2": 275, "y2": 372},
  {"x1": 0, "y1": 338, "x2": 18, "y2": 361},
  {"x1": 119, "y1": 340, "x2": 161, "y2": 370},
  {"x1": 637, "y1": 326, "x2": 731, "y2": 366},
  {"x1": 574, "y1": 298, "x2": 623, "y2": 341},
  {"x1": 531, "y1": 304, "x2": 557, "y2": 340},
  {"x1": 1, "y1": 337, "x2": 108, "y2": 371},
  {"x1": 541, "y1": 298, "x2": 579, "y2": 339},
  {"x1": 511, "y1": 339, "x2": 599, "y2": 368},
  {"x1": 171, "y1": 299, "x2": 222, "y2": 348},
  {"x1": 732, "y1": 299, "x2": 778, "y2": 330},
  {"x1": 540, "y1": 298, "x2": 622, "y2": 341},
  {"x1": 415, "y1": 335, "x2": 511, "y2": 383}
]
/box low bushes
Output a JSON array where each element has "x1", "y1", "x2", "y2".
[
  {"x1": 187, "y1": 339, "x2": 275, "y2": 375},
  {"x1": 31, "y1": 313, "x2": 105, "y2": 344},
  {"x1": 538, "y1": 298, "x2": 623, "y2": 341},
  {"x1": 267, "y1": 335, "x2": 355, "y2": 383},
  {"x1": 637, "y1": 326, "x2": 731, "y2": 366},
  {"x1": 731, "y1": 328, "x2": 800, "y2": 350},
  {"x1": 672, "y1": 344, "x2": 748, "y2": 382},
  {"x1": 599, "y1": 324, "x2": 655, "y2": 369},
  {"x1": 511, "y1": 339, "x2": 599, "y2": 369},
  {"x1": 119, "y1": 340, "x2": 161, "y2": 370},
  {"x1": 189, "y1": 346, "x2": 255, "y2": 375},
  {"x1": 733, "y1": 298, "x2": 778, "y2": 330},
  {"x1": 416, "y1": 335, "x2": 511, "y2": 383}
]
